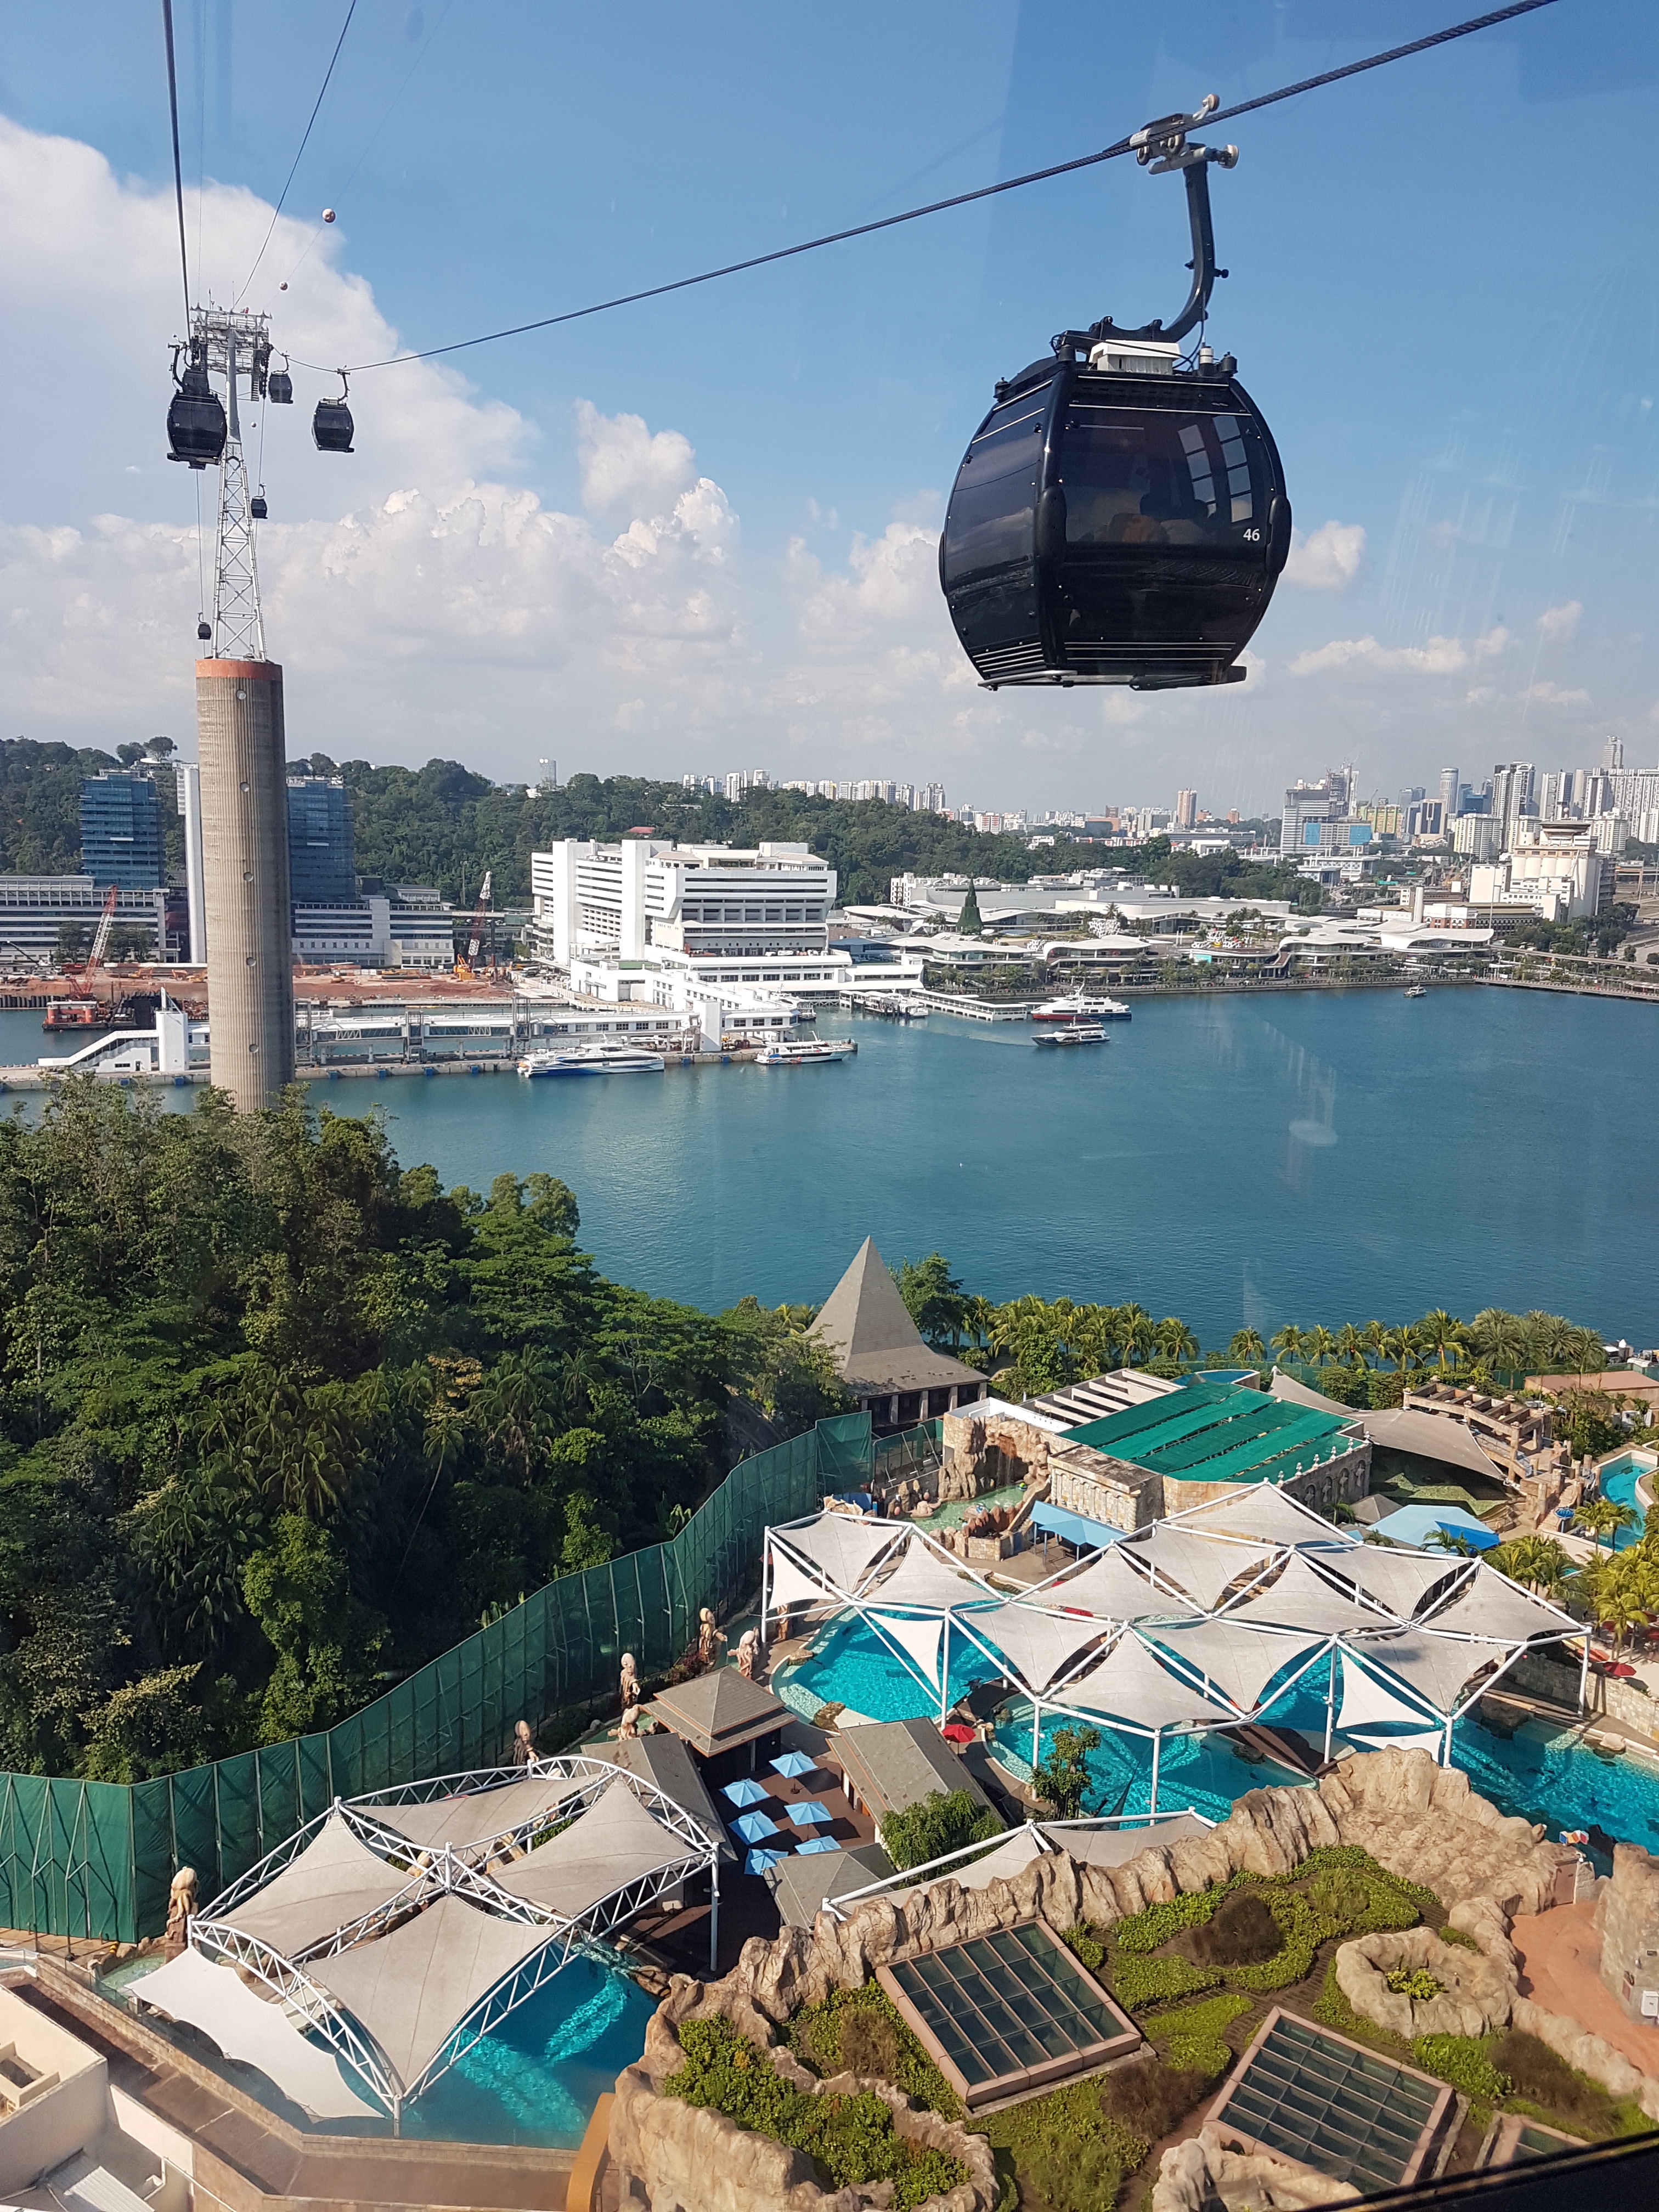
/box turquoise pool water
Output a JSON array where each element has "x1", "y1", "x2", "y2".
[
  {"x1": 104, "y1": 1953, "x2": 652, "y2": 2145},
  {"x1": 1452, "y1": 1713, "x2": 1659, "y2": 1862},
  {"x1": 922, "y1": 1482, "x2": 1028, "y2": 1533},
  {"x1": 1600, "y1": 1454, "x2": 1656, "y2": 1550},
  {"x1": 784, "y1": 1610, "x2": 1000, "y2": 1720},
  {"x1": 995, "y1": 1709, "x2": 1313, "y2": 1822}
]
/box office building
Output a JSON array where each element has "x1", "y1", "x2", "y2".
[
  {"x1": 1174, "y1": 788, "x2": 1198, "y2": 830},
  {"x1": 0, "y1": 877, "x2": 168, "y2": 965},
  {"x1": 1280, "y1": 772, "x2": 1375, "y2": 858},
  {"x1": 291, "y1": 885, "x2": 455, "y2": 969},
  {"x1": 196, "y1": 656, "x2": 295, "y2": 1109},
  {"x1": 79, "y1": 772, "x2": 163, "y2": 890},
  {"x1": 286, "y1": 776, "x2": 357, "y2": 904},
  {"x1": 1438, "y1": 766, "x2": 1460, "y2": 826},
  {"x1": 175, "y1": 763, "x2": 206, "y2": 962}
]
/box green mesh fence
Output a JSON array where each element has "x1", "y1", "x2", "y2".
[{"x1": 0, "y1": 1410, "x2": 878, "y2": 1943}]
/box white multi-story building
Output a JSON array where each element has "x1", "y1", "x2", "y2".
[{"x1": 1470, "y1": 824, "x2": 1609, "y2": 922}]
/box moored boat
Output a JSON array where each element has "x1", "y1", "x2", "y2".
[
  {"x1": 754, "y1": 1036, "x2": 857, "y2": 1066},
  {"x1": 518, "y1": 1043, "x2": 665, "y2": 1077},
  {"x1": 1030, "y1": 990, "x2": 1131, "y2": 1023}
]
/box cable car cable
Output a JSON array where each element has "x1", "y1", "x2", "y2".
[
  {"x1": 159, "y1": 0, "x2": 192, "y2": 326},
  {"x1": 286, "y1": 0, "x2": 1559, "y2": 378},
  {"x1": 236, "y1": 0, "x2": 359, "y2": 304}
]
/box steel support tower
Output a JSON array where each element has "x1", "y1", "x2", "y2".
[{"x1": 188, "y1": 307, "x2": 294, "y2": 1107}]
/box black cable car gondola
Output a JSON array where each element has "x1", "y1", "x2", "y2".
[
  {"x1": 313, "y1": 373, "x2": 354, "y2": 454},
  {"x1": 268, "y1": 357, "x2": 294, "y2": 405},
  {"x1": 940, "y1": 98, "x2": 1290, "y2": 691},
  {"x1": 250, "y1": 489, "x2": 268, "y2": 520},
  {"x1": 166, "y1": 345, "x2": 227, "y2": 471}
]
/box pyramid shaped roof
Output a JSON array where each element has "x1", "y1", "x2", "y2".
[
  {"x1": 810, "y1": 1239, "x2": 985, "y2": 1395},
  {"x1": 648, "y1": 1663, "x2": 790, "y2": 1757}
]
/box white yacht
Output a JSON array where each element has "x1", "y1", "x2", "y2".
[
  {"x1": 754, "y1": 1036, "x2": 857, "y2": 1066},
  {"x1": 1030, "y1": 989, "x2": 1131, "y2": 1023},
  {"x1": 1033, "y1": 1023, "x2": 1107, "y2": 1047},
  {"x1": 518, "y1": 1042, "x2": 665, "y2": 1077}
]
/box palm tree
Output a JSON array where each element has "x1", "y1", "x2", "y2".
[
  {"x1": 1117, "y1": 1304, "x2": 1155, "y2": 1367},
  {"x1": 1304, "y1": 1324, "x2": 1338, "y2": 1368},
  {"x1": 1227, "y1": 1327, "x2": 1267, "y2": 1365},
  {"x1": 1579, "y1": 1555, "x2": 1655, "y2": 1661},
  {"x1": 1155, "y1": 1316, "x2": 1199, "y2": 1365},
  {"x1": 1360, "y1": 1321, "x2": 1389, "y2": 1370},
  {"x1": 1573, "y1": 1498, "x2": 1637, "y2": 1551},
  {"x1": 1335, "y1": 1323, "x2": 1366, "y2": 1371},
  {"x1": 1417, "y1": 1310, "x2": 1470, "y2": 1374},
  {"x1": 961, "y1": 1295, "x2": 997, "y2": 1356},
  {"x1": 1270, "y1": 1324, "x2": 1304, "y2": 1367},
  {"x1": 1424, "y1": 1527, "x2": 1475, "y2": 1556},
  {"x1": 1469, "y1": 1308, "x2": 1526, "y2": 1374},
  {"x1": 1564, "y1": 1326, "x2": 1607, "y2": 1377}
]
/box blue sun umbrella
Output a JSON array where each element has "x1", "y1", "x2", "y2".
[
  {"x1": 731, "y1": 1809, "x2": 781, "y2": 1844},
  {"x1": 770, "y1": 1751, "x2": 817, "y2": 1779},
  {"x1": 744, "y1": 1847, "x2": 788, "y2": 1876},
  {"x1": 794, "y1": 1836, "x2": 840, "y2": 1855},
  {"x1": 722, "y1": 1776, "x2": 772, "y2": 1809},
  {"x1": 784, "y1": 1801, "x2": 833, "y2": 1828}
]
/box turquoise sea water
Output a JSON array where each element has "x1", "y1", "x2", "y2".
[{"x1": 7, "y1": 986, "x2": 1655, "y2": 1344}]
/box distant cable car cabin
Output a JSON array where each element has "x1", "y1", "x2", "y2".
[
  {"x1": 166, "y1": 347, "x2": 227, "y2": 470},
  {"x1": 940, "y1": 99, "x2": 1290, "y2": 692},
  {"x1": 267, "y1": 362, "x2": 294, "y2": 405},
  {"x1": 313, "y1": 374, "x2": 354, "y2": 453},
  {"x1": 250, "y1": 490, "x2": 268, "y2": 520}
]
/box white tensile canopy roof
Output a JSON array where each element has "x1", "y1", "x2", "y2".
[
  {"x1": 1149, "y1": 1617, "x2": 1327, "y2": 1715},
  {"x1": 1419, "y1": 1565, "x2": 1577, "y2": 1645},
  {"x1": 375, "y1": 1773, "x2": 589, "y2": 1854},
  {"x1": 1052, "y1": 1630, "x2": 1240, "y2": 1733},
  {"x1": 1310, "y1": 1542, "x2": 1474, "y2": 1620},
  {"x1": 962, "y1": 1603, "x2": 1111, "y2": 1691},
  {"x1": 1124, "y1": 1525, "x2": 1276, "y2": 1612},
  {"x1": 862, "y1": 1533, "x2": 997, "y2": 1612},
  {"x1": 137, "y1": 1946, "x2": 379, "y2": 2120},
  {"x1": 1170, "y1": 1482, "x2": 1358, "y2": 1552},
  {"x1": 1031, "y1": 1543, "x2": 1195, "y2": 1625},
  {"x1": 1221, "y1": 1553, "x2": 1398, "y2": 1639},
  {"x1": 491, "y1": 1777, "x2": 695, "y2": 1918},
  {"x1": 219, "y1": 1812, "x2": 413, "y2": 1957},
  {"x1": 771, "y1": 1511, "x2": 906, "y2": 1598},
  {"x1": 1351, "y1": 1630, "x2": 1510, "y2": 1719},
  {"x1": 310, "y1": 1891, "x2": 552, "y2": 2096}
]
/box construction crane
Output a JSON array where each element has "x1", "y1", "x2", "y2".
[
  {"x1": 86, "y1": 887, "x2": 120, "y2": 972},
  {"x1": 455, "y1": 871, "x2": 493, "y2": 977}
]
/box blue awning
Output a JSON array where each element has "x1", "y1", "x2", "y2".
[{"x1": 1032, "y1": 1501, "x2": 1132, "y2": 1552}]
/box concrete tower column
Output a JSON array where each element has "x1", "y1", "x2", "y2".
[{"x1": 196, "y1": 658, "x2": 295, "y2": 1108}]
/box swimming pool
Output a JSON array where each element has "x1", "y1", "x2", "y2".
[
  {"x1": 1451, "y1": 1712, "x2": 1659, "y2": 1863},
  {"x1": 781, "y1": 1610, "x2": 1001, "y2": 1722},
  {"x1": 103, "y1": 1952, "x2": 653, "y2": 2146},
  {"x1": 1600, "y1": 1452, "x2": 1657, "y2": 1550},
  {"x1": 921, "y1": 1483, "x2": 1029, "y2": 1533}
]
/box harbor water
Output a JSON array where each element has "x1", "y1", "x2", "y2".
[{"x1": 3, "y1": 984, "x2": 1654, "y2": 1344}]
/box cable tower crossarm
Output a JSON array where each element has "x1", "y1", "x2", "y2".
[{"x1": 289, "y1": 0, "x2": 1559, "y2": 377}]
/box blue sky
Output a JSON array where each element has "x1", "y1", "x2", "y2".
[{"x1": 1, "y1": 1, "x2": 1654, "y2": 812}]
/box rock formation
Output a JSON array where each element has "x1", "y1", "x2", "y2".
[
  {"x1": 1595, "y1": 1841, "x2": 1659, "y2": 2022},
  {"x1": 1335, "y1": 1927, "x2": 1514, "y2": 2041},
  {"x1": 1152, "y1": 2125, "x2": 1359, "y2": 2211}
]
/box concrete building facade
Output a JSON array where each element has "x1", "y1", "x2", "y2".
[
  {"x1": 80, "y1": 771, "x2": 163, "y2": 889},
  {"x1": 196, "y1": 658, "x2": 295, "y2": 1107}
]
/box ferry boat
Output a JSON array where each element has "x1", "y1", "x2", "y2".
[
  {"x1": 1030, "y1": 990, "x2": 1131, "y2": 1024},
  {"x1": 754, "y1": 1036, "x2": 857, "y2": 1066},
  {"x1": 518, "y1": 1042, "x2": 665, "y2": 1077},
  {"x1": 1033, "y1": 1023, "x2": 1107, "y2": 1047},
  {"x1": 1403, "y1": 984, "x2": 1428, "y2": 998}
]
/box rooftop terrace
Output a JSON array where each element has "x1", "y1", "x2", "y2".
[{"x1": 1063, "y1": 1380, "x2": 1362, "y2": 1491}]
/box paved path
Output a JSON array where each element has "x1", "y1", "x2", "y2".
[{"x1": 1509, "y1": 1901, "x2": 1659, "y2": 2078}]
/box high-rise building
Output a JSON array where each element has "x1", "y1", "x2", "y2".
[
  {"x1": 286, "y1": 776, "x2": 357, "y2": 904},
  {"x1": 1174, "y1": 788, "x2": 1198, "y2": 830},
  {"x1": 197, "y1": 657, "x2": 295, "y2": 1109},
  {"x1": 1489, "y1": 761, "x2": 1536, "y2": 833},
  {"x1": 80, "y1": 772, "x2": 163, "y2": 889},
  {"x1": 1438, "y1": 767, "x2": 1460, "y2": 826},
  {"x1": 175, "y1": 763, "x2": 206, "y2": 962}
]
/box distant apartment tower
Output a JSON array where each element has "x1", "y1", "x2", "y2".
[
  {"x1": 286, "y1": 776, "x2": 357, "y2": 904},
  {"x1": 1489, "y1": 761, "x2": 1536, "y2": 834},
  {"x1": 1438, "y1": 766, "x2": 1460, "y2": 826},
  {"x1": 196, "y1": 657, "x2": 295, "y2": 1109},
  {"x1": 1174, "y1": 788, "x2": 1198, "y2": 830},
  {"x1": 80, "y1": 772, "x2": 162, "y2": 889},
  {"x1": 175, "y1": 763, "x2": 206, "y2": 962}
]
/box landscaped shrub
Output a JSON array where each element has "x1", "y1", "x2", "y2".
[
  {"x1": 1487, "y1": 2030, "x2": 1621, "y2": 2136},
  {"x1": 974, "y1": 2080, "x2": 1147, "y2": 2212},
  {"x1": 1107, "y1": 1953, "x2": 1221, "y2": 2009},
  {"x1": 665, "y1": 2015, "x2": 969, "y2": 2211},
  {"x1": 1060, "y1": 1922, "x2": 1105, "y2": 1972},
  {"x1": 1387, "y1": 1968, "x2": 1443, "y2": 2001},
  {"x1": 881, "y1": 1788, "x2": 1002, "y2": 1872},
  {"x1": 1163, "y1": 2032, "x2": 1234, "y2": 2077},
  {"x1": 1141, "y1": 1993, "x2": 1252, "y2": 2045},
  {"x1": 786, "y1": 1985, "x2": 960, "y2": 2119},
  {"x1": 1187, "y1": 1891, "x2": 1280, "y2": 1967},
  {"x1": 1413, "y1": 2035, "x2": 1510, "y2": 2102},
  {"x1": 1113, "y1": 1887, "x2": 1223, "y2": 1954},
  {"x1": 1099, "y1": 2054, "x2": 1218, "y2": 2137},
  {"x1": 1224, "y1": 1892, "x2": 1323, "y2": 1993}
]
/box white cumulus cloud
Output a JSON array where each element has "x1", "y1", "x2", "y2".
[
  {"x1": 575, "y1": 400, "x2": 698, "y2": 515},
  {"x1": 1283, "y1": 520, "x2": 1365, "y2": 591},
  {"x1": 1525, "y1": 680, "x2": 1591, "y2": 706},
  {"x1": 1288, "y1": 626, "x2": 1509, "y2": 678},
  {"x1": 1537, "y1": 599, "x2": 1582, "y2": 642}
]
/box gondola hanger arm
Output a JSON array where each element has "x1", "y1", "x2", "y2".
[{"x1": 1053, "y1": 94, "x2": 1239, "y2": 359}]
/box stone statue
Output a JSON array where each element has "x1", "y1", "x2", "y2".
[
  {"x1": 736, "y1": 1628, "x2": 761, "y2": 1680},
  {"x1": 511, "y1": 1718, "x2": 537, "y2": 1768},
  {"x1": 165, "y1": 1867, "x2": 198, "y2": 1953},
  {"x1": 619, "y1": 1650, "x2": 640, "y2": 1708},
  {"x1": 617, "y1": 1703, "x2": 643, "y2": 1740},
  {"x1": 697, "y1": 1608, "x2": 726, "y2": 1667}
]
